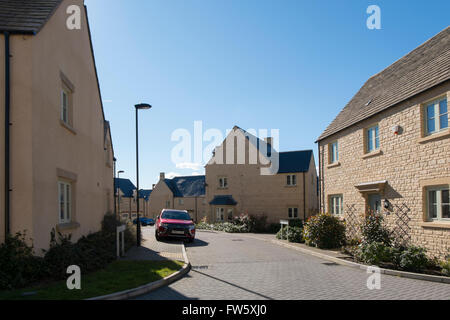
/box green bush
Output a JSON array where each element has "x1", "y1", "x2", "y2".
[
  {"x1": 247, "y1": 215, "x2": 268, "y2": 233},
  {"x1": 355, "y1": 242, "x2": 394, "y2": 265},
  {"x1": 0, "y1": 232, "x2": 46, "y2": 290},
  {"x1": 360, "y1": 214, "x2": 392, "y2": 246},
  {"x1": 289, "y1": 219, "x2": 304, "y2": 229},
  {"x1": 440, "y1": 259, "x2": 450, "y2": 276},
  {"x1": 303, "y1": 213, "x2": 346, "y2": 249},
  {"x1": 276, "y1": 227, "x2": 286, "y2": 240},
  {"x1": 287, "y1": 227, "x2": 303, "y2": 243},
  {"x1": 399, "y1": 246, "x2": 429, "y2": 272}
]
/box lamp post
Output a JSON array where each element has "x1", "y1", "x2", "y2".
[{"x1": 135, "y1": 103, "x2": 152, "y2": 247}]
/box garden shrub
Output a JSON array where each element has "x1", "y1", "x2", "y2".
[
  {"x1": 289, "y1": 219, "x2": 304, "y2": 229},
  {"x1": 0, "y1": 232, "x2": 46, "y2": 290},
  {"x1": 360, "y1": 214, "x2": 392, "y2": 246},
  {"x1": 247, "y1": 215, "x2": 268, "y2": 233},
  {"x1": 303, "y1": 213, "x2": 346, "y2": 249},
  {"x1": 276, "y1": 227, "x2": 286, "y2": 240},
  {"x1": 440, "y1": 259, "x2": 450, "y2": 276},
  {"x1": 287, "y1": 227, "x2": 303, "y2": 243},
  {"x1": 398, "y1": 246, "x2": 429, "y2": 272},
  {"x1": 355, "y1": 242, "x2": 394, "y2": 265}
]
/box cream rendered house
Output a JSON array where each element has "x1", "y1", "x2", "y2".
[
  {"x1": 0, "y1": 0, "x2": 114, "y2": 253},
  {"x1": 149, "y1": 173, "x2": 206, "y2": 222},
  {"x1": 206, "y1": 126, "x2": 318, "y2": 223},
  {"x1": 317, "y1": 27, "x2": 450, "y2": 259},
  {"x1": 114, "y1": 178, "x2": 151, "y2": 220}
]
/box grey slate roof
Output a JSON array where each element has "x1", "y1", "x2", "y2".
[
  {"x1": 235, "y1": 126, "x2": 313, "y2": 173},
  {"x1": 139, "y1": 189, "x2": 152, "y2": 201},
  {"x1": 0, "y1": 0, "x2": 63, "y2": 34},
  {"x1": 164, "y1": 176, "x2": 206, "y2": 197},
  {"x1": 114, "y1": 178, "x2": 136, "y2": 198},
  {"x1": 317, "y1": 26, "x2": 450, "y2": 142}
]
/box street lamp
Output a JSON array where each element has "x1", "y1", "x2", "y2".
[{"x1": 135, "y1": 103, "x2": 152, "y2": 247}]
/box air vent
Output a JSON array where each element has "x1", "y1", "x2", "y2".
[{"x1": 365, "y1": 99, "x2": 373, "y2": 106}]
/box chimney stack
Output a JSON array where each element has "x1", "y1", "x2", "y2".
[
  {"x1": 264, "y1": 137, "x2": 273, "y2": 146},
  {"x1": 152, "y1": 184, "x2": 156, "y2": 189},
  {"x1": 160, "y1": 172, "x2": 165, "y2": 180}
]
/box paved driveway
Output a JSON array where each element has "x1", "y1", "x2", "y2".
[{"x1": 136, "y1": 230, "x2": 450, "y2": 300}]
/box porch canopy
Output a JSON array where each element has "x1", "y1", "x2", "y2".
[
  {"x1": 354, "y1": 180, "x2": 388, "y2": 193},
  {"x1": 209, "y1": 195, "x2": 237, "y2": 206}
]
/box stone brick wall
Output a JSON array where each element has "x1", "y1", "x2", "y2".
[{"x1": 319, "y1": 81, "x2": 450, "y2": 259}]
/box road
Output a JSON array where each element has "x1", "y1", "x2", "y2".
[{"x1": 135, "y1": 229, "x2": 450, "y2": 300}]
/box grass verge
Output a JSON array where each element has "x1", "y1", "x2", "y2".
[{"x1": 0, "y1": 260, "x2": 184, "y2": 300}]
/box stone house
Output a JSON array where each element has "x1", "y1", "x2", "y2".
[
  {"x1": 205, "y1": 126, "x2": 318, "y2": 224},
  {"x1": 317, "y1": 27, "x2": 450, "y2": 259},
  {"x1": 114, "y1": 178, "x2": 151, "y2": 220},
  {"x1": 149, "y1": 174, "x2": 206, "y2": 222},
  {"x1": 0, "y1": 0, "x2": 114, "y2": 253}
]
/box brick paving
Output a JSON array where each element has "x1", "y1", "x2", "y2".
[
  {"x1": 122, "y1": 226, "x2": 184, "y2": 262},
  {"x1": 135, "y1": 230, "x2": 450, "y2": 300}
]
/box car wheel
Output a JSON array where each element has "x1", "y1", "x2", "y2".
[{"x1": 155, "y1": 231, "x2": 161, "y2": 241}]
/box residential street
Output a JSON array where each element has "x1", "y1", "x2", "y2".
[{"x1": 135, "y1": 229, "x2": 450, "y2": 300}]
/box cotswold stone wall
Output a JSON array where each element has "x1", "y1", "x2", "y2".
[{"x1": 319, "y1": 82, "x2": 450, "y2": 259}]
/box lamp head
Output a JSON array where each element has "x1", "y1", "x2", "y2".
[{"x1": 135, "y1": 103, "x2": 152, "y2": 110}]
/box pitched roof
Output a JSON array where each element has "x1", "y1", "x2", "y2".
[
  {"x1": 139, "y1": 189, "x2": 152, "y2": 201},
  {"x1": 317, "y1": 26, "x2": 450, "y2": 142},
  {"x1": 114, "y1": 178, "x2": 136, "y2": 198},
  {"x1": 233, "y1": 127, "x2": 313, "y2": 173},
  {"x1": 164, "y1": 176, "x2": 206, "y2": 197},
  {"x1": 209, "y1": 195, "x2": 237, "y2": 206},
  {"x1": 278, "y1": 150, "x2": 313, "y2": 173},
  {"x1": 0, "y1": 0, "x2": 63, "y2": 34}
]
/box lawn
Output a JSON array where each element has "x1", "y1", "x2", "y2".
[{"x1": 0, "y1": 260, "x2": 184, "y2": 300}]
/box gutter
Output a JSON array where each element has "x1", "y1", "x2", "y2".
[{"x1": 4, "y1": 32, "x2": 10, "y2": 236}]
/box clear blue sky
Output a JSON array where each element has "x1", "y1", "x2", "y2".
[{"x1": 84, "y1": 0, "x2": 450, "y2": 189}]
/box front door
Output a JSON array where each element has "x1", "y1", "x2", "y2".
[
  {"x1": 216, "y1": 207, "x2": 225, "y2": 222},
  {"x1": 368, "y1": 194, "x2": 381, "y2": 214}
]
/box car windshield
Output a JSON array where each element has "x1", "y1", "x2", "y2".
[{"x1": 161, "y1": 211, "x2": 191, "y2": 220}]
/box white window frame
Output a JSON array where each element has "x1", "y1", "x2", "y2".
[
  {"x1": 219, "y1": 177, "x2": 228, "y2": 188},
  {"x1": 427, "y1": 186, "x2": 450, "y2": 221},
  {"x1": 330, "y1": 141, "x2": 339, "y2": 163},
  {"x1": 58, "y1": 180, "x2": 72, "y2": 224},
  {"x1": 286, "y1": 174, "x2": 297, "y2": 186},
  {"x1": 288, "y1": 207, "x2": 298, "y2": 219},
  {"x1": 329, "y1": 195, "x2": 343, "y2": 215},
  {"x1": 366, "y1": 125, "x2": 380, "y2": 153},
  {"x1": 425, "y1": 97, "x2": 448, "y2": 135},
  {"x1": 179, "y1": 198, "x2": 184, "y2": 205}
]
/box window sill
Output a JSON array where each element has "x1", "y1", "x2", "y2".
[
  {"x1": 60, "y1": 120, "x2": 77, "y2": 135},
  {"x1": 285, "y1": 185, "x2": 298, "y2": 188},
  {"x1": 56, "y1": 221, "x2": 80, "y2": 232},
  {"x1": 362, "y1": 149, "x2": 383, "y2": 159},
  {"x1": 419, "y1": 222, "x2": 450, "y2": 229},
  {"x1": 417, "y1": 129, "x2": 450, "y2": 144},
  {"x1": 327, "y1": 162, "x2": 341, "y2": 169}
]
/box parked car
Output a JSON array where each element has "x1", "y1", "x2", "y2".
[
  {"x1": 155, "y1": 209, "x2": 195, "y2": 243},
  {"x1": 133, "y1": 217, "x2": 154, "y2": 226}
]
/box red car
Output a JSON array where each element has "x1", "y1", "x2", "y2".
[{"x1": 155, "y1": 209, "x2": 196, "y2": 243}]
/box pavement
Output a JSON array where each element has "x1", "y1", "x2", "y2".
[
  {"x1": 135, "y1": 229, "x2": 450, "y2": 300},
  {"x1": 121, "y1": 226, "x2": 184, "y2": 262}
]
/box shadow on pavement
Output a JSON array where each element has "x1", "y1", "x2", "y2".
[{"x1": 185, "y1": 238, "x2": 208, "y2": 248}]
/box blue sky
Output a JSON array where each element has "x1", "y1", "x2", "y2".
[{"x1": 84, "y1": 0, "x2": 450, "y2": 189}]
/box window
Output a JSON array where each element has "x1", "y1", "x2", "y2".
[
  {"x1": 329, "y1": 141, "x2": 339, "y2": 163},
  {"x1": 216, "y1": 208, "x2": 225, "y2": 221},
  {"x1": 425, "y1": 98, "x2": 448, "y2": 135},
  {"x1": 427, "y1": 186, "x2": 450, "y2": 221},
  {"x1": 179, "y1": 199, "x2": 184, "y2": 205},
  {"x1": 227, "y1": 209, "x2": 233, "y2": 221},
  {"x1": 165, "y1": 200, "x2": 170, "y2": 208},
  {"x1": 366, "y1": 125, "x2": 380, "y2": 153},
  {"x1": 202, "y1": 198, "x2": 206, "y2": 205},
  {"x1": 330, "y1": 195, "x2": 343, "y2": 215},
  {"x1": 61, "y1": 89, "x2": 69, "y2": 124},
  {"x1": 288, "y1": 207, "x2": 298, "y2": 218},
  {"x1": 287, "y1": 175, "x2": 297, "y2": 186},
  {"x1": 58, "y1": 181, "x2": 72, "y2": 224},
  {"x1": 219, "y1": 177, "x2": 228, "y2": 188}
]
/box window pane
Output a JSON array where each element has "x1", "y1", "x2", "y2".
[
  {"x1": 440, "y1": 114, "x2": 448, "y2": 130},
  {"x1": 288, "y1": 208, "x2": 292, "y2": 218},
  {"x1": 367, "y1": 129, "x2": 373, "y2": 152},
  {"x1": 59, "y1": 183, "x2": 65, "y2": 220},
  {"x1": 442, "y1": 190, "x2": 449, "y2": 219},
  {"x1": 66, "y1": 184, "x2": 70, "y2": 221},
  {"x1": 287, "y1": 176, "x2": 291, "y2": 185},
  {"x1": 335, "y1": 143, "x2": 339, "y2": 161},
  {"x1": 292, "y1": 175, "x2": 296, "y2": 185},
  {"x1": 428, "y1": 190, "x2": 437, "y2": 219},
  {"x1": 427, "y1": 104, "x2": 435, "y2": 119},
  {"x1": 439, "y1": 99, "x2": 447, "y2": 115},
  {"x1": 375, "y1": 126, "x2": 379, "y2": 149},
  {"x1": 293, "y1": 208, "x2": 298, "y2": 218}
]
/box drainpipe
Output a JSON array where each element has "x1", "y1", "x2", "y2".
[{"x1": 4, "y1": 32, "x2": 10, "y2": 236}]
